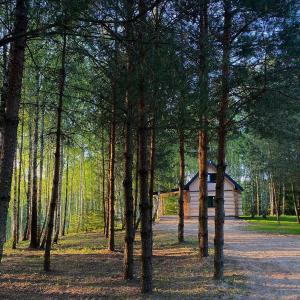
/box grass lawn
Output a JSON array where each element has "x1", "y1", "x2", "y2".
[
  {"x1": 240, "y1": 215, "x2": 300, "y2": 235},
  {"x1": 0, "y1": 227, "x2": 247, "y2": 299}
]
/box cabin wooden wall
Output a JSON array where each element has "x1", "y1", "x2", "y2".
[
  {"x1": 186, "y1": 167, "x2": 243, "y2": 217},
  {"x1": 187, "y1": 189, "x2": 241, "y2": 217}
]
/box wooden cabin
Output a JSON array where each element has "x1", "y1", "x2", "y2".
[{"x1": 158, "y1": 162, "x2": 243, "y2": 218}]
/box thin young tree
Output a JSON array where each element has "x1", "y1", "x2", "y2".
[
  {"x1": 30, "y1": 73, "x2": 41, "y2": 249},
  {"x1": 44, "y1": 31, "x2": 67, "y2": 271},
  {"x1": 23, "y1": 117, "x2": 33, "y2": 241},
  {"x1": 62, "y1": 154, "x2": 69, "y2": 236}
]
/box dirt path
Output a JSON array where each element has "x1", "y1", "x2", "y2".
[{"x1": 154, "y1": 216, "x2": 300, "y2": 300}]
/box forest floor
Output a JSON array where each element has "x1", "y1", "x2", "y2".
[{"x1": 0, "y1": 217, "x2": 299, "y2": 299}]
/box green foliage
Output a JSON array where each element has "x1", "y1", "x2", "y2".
[{"x1": 164, "y1": 195, "x2": 179, "y2": 215}]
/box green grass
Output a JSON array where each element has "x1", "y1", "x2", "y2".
[{"x1": 240, "y1": 215, "x2": 300, "y2": 235}]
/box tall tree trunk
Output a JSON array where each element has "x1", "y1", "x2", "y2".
[
  {"x1": 44, "y1": 32, "x2": 66, "y2": 271},
  {"x1": 38, "y1": 100, "x2": 45, "y2": 242},
  {"x1": 124, "y1": 0, "x2": 135, "y2": 279},
  {"x1": 198, "y1": 0, "x2": 209, "y2": 258},
  {"x1": 101, "y1": 127, "x2": 106, "y2": 234},
  {"x1": 134, "y1": 133, "x2": 139, "y2": 232},
  {"x1": 123, "y1": 98, "x2": 134, "y2": 278},
  {"x1": 0, "y1": 0, "x2": 28, "y2": 262},
  {"x1": 138, "y1": 0, "x2": 152, "y2": 293},
  {"x1": 214, "y1": 0, "x2": 232, "y2": 281},
  {"x1": 17, "y1": 106, "x2": 25, "y2": 242},
  {"x1": 12, "y1": 154, "x2": 18, "y2": 249},
  {"x1": 149, "y1": 124, "x2": 156, "y2": 224},
  {"x1": 39, "y1": 151, "x2": 51, "y2": 248},
  {"x1": 30, "y1": 73, "x2": 40, "y2": 249},
  {"x1": 178, "y1": 128, "x2": 185, "y2": 243},
  {"x1": 198, "y1": 123, "x2": 208, "y2": 256},
  {"x1": 53, "y1": 139, "x2": 63, "y2": 243},
  {"x1": 78, "y1": 150, "x2": 84, "y2": 232},
  {"x1": 23, "y1": 117, "x2": 33, "y2": 241},
  {"x1": 62, "y1": 155, "x2": 69, "y2": 236},
  {"x1": 108, "y1": 81, "x2": 116, "y2": 251}
]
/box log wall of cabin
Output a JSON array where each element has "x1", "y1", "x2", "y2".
[{"x1": 186, "y1": 168, "x2": 242, "y2": 217}]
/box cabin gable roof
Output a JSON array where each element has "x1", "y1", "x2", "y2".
[{"x1": 184, "y1": 161, "x2": 243, "y2": 192}]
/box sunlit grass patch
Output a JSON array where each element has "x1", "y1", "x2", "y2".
[{"x1": 240, "y1": 215, "x2": 300, "y2": 235}]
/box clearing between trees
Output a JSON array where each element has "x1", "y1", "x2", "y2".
[{"x1": 0, "y1": 218, "x2": 299, "y2": 299}]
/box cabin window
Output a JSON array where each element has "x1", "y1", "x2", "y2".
[
  {"x1": 208, "y1": 173, "x2": 216, "y2": 183},
  {"x1": 207, "y1": 196, "x2": 215, "y2": 208}
]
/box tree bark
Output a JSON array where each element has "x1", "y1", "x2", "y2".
[
  {"x1": 53, "y1": 139, "x2": 63, "y2": 243},
  {"x1": 0, "y1": 1, "x2": 9, "y2": 163},
  {"x1": 124, "y1": 0, "x2": 135, "y2": 279},
  {"x1": 62, "y1": 155, "x2": 69, "y2": 236},
  {"x1": 17, "y1": 106, "x2": 25, "y2": 242},
  {"x1": 44, "y1": 32, "x2": 66, "y2": 271},
  {"x1": 108, "y1": 80, "x2": 116, "y2": 251},
  {"x1": 178, "y1": 128, "x2": 185, "y2": 243},
  {"x1": 214, "y1": 0, "x2": 232, "y2": 281},
  {"x1": 101, "y1": 127, "x2": 106, "y2": 234},
  {"x1": 30, "y1": 73, "x2": 41, "y2": 249},
  {"x1": 123, "y1": 90, "x2": 134, "y2": 278},
  {"x1": 38, "y1": 99, "x2": 45, "y2": 242},
  {"x1": 198, "y1": 0, "x2": 209, "y2": 258},
  {"x1": 12, "y1": 154, "x2": 18, "y2": 249},
  {"x1": 0, "y1": 0, "x2": 28, "y2": 262},
  {"x1": 134, "y1": 133, "x2": 139, "y2": 232},
  {"x1": 149, "y1": 124, "x2": 156, "y2": 224},
  {"x1": 0, "y1": 37, "x2": 8, "y2": 162},
  {"x1": 23, "y1": 117, "x2": 33, "y2": 241},
  {"x1": 198, "y1": 124, "x2": 208, "y2": 256},
  {"x1": 138, "y1": 0, "x2": 152, "y2": 293}
]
